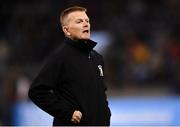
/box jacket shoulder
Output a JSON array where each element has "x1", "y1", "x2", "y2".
[{"x1": 41, "y1": 43, "x2": 67, "y2": 67}]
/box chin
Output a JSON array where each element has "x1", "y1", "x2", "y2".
[{"x1": 81, "y1": 36, "x2": 90, "y2": 40}]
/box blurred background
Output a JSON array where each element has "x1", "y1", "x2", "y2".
[{"x1": 0, "y1": 0, "x2": 180, "y2": 126}]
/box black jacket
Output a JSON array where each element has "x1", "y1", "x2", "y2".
[{"x1": 28, "y1": 38, "x2": 111, "y2": 126}]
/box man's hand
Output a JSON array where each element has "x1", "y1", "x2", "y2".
[{"x1": 71, "y1": 110, "x2": 82, "y2": 124}]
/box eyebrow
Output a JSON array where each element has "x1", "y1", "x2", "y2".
[{"x1": 75, "y1": 18, "x2": 89, "y2": 21}]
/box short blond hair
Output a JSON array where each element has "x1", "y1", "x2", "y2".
[{"x1": 60, "y1": 6, "x2": 87, "y2": 26}]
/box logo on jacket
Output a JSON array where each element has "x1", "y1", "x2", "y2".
[{"x1": 98, "y1": 65, "x2": 104, "y2": 76}]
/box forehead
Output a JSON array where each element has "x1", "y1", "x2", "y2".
[{"x1": 67, "y1": 11, "x2": 89, "y2": 20}]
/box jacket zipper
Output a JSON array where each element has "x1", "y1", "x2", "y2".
[
  {"x1": 88, "y1": 53, "x2": 91, "y2": 61},
  {"x1": 88, "y1": 52, "x2": 98, "y2": 122}
]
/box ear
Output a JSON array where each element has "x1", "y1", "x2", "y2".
[{"x1": 62, "y1": 26, "x2": 71, "y2": 36}]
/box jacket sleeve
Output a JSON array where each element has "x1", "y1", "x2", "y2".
[
  {"x1": 101, "y1": 56, "x2": 111, "y2": 117},
  {"x1": 28, "y1": 53, "x2": 75, "y2": 121}
]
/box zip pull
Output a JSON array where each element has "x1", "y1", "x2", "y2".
[{"x1": 98, "y1": 65, "x2": 104, "y2": 76}]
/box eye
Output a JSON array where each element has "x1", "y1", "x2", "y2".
[
  {"x1": 76, "y1": 19, "x2": 82, "y2": 24},
  {"x1": 86, "y1": 19, "x2": 89, "y2": 23}
]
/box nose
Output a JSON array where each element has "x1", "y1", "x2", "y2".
[{"x1": 83, "y1": 21, "x2": 89, "y2": 27}]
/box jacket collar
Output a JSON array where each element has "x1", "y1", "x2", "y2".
[{"x1": 65, "y1": 37, "x2": 97, "y2": 53}]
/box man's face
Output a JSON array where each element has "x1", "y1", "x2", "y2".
[{"x1": 63, "y1": 11, "x2": 90, "y2": 40}]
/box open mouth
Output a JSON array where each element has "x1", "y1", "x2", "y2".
[{"x1": 83, "y1": 30, "x2": 89, "y2": 33}]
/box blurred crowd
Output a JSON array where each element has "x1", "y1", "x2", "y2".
[
  {"x1": 104, "y1": 0, "x2": 180, "y2": 92},
  {"x1": 0, "y1": 0, "x2": 179, "y2": 125}
]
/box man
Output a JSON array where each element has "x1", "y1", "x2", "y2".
[{"x1": 28, "y1": 6, "x2": 111, "y2": 126}]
